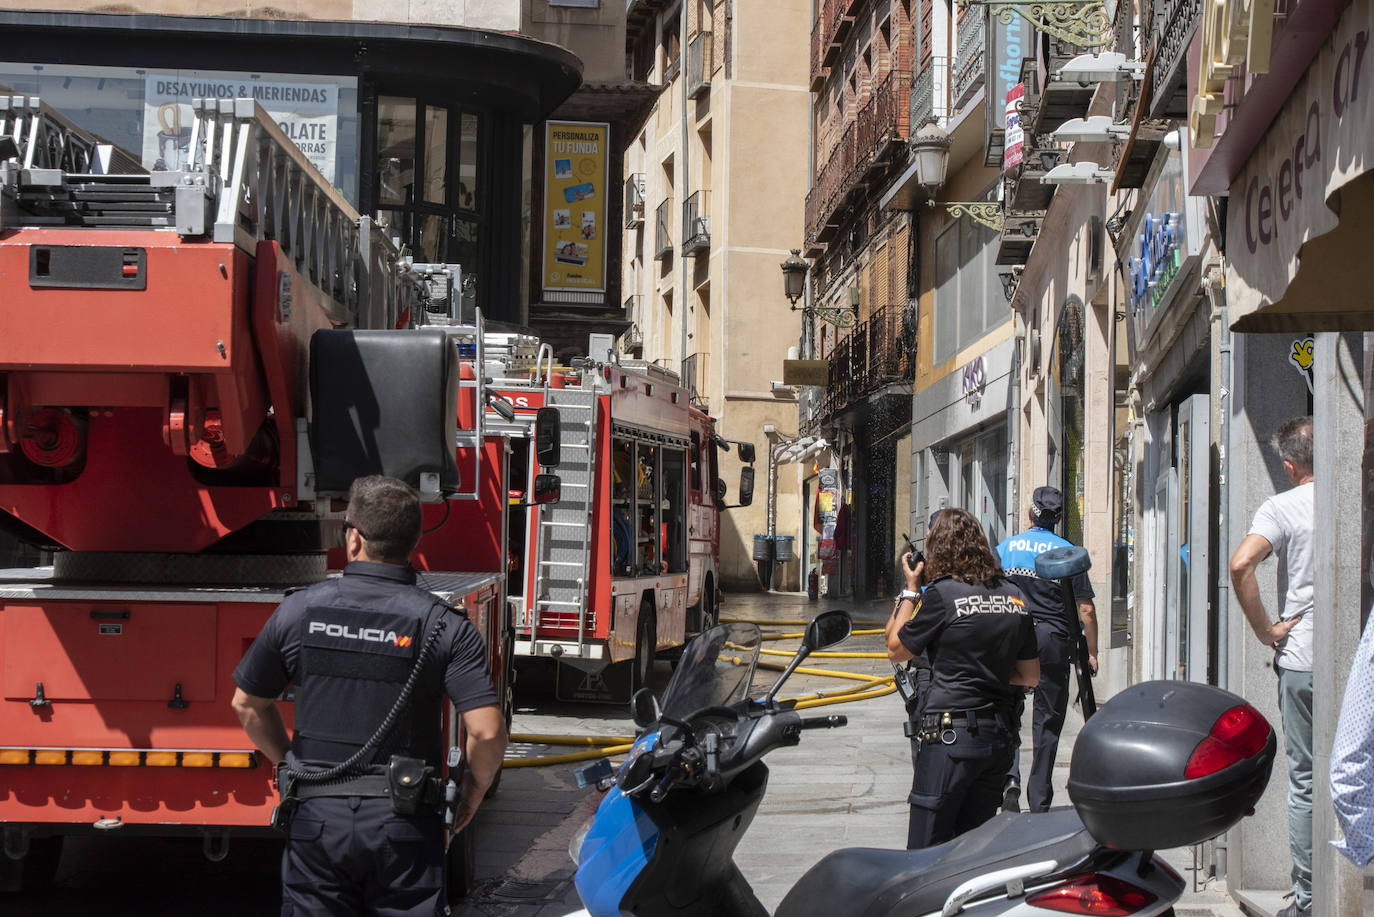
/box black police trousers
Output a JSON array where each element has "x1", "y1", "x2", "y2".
[
  {"x1": 1008, "y1": 661, "x2": 1071, "y2": 812},
  {"x1": 907, "y1": 722, "x2": 1015, "y2": 850},
  {"x1": 282, "y1": 796, "x2": 447, "y2": 917}
]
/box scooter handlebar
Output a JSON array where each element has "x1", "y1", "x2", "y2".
[{"x1": 799, "y1": 715, "x2": 848, "y2": 730}]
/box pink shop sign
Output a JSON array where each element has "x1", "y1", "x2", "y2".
[{"x1": 1227, "y1": 0, "x2": 1374, "y2": 314}]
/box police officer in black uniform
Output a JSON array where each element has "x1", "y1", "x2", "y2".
[
  {"x1": 231, "y1": 475, "x2": 508, "y2": 916},
  {"x1": 994, "y1": 486, "x2": 1097, "y2": 813},
  {"x1": 885, "y1": 507, "x2": 1040, "y2": 849}
]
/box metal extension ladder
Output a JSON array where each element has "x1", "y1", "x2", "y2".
[
  {"x1": 0, "y1": 95, "x2": 416, "y2": 332},
  {"x1": 528, "y1": 384, "x2": 599, "y2": 659}
]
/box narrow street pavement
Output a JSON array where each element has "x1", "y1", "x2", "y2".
[{"x1": 456, "y1": 589, "x2": 1252, "y2": 917}]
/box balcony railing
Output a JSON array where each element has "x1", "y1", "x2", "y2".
[
  {"x1": 625, "y1": 173, "x2": 645, "y2": 229},
  {"x1": 810, "y1": 17, "x2": 829, "y2": 91},
  {"x1": 819, "y1": 0, "x2": 854, "y2": 67},
  {"x1": 817, "y1": 303, "x2": 914, "y2": 417},
  {"x1": 953, "y1": 11, "x2": 987, "y2": 108},
  {"x1": 655, "y1": 199, "x2": 673, "y2": 260},
  {"x1": 682, "y1": 351, "x2": 709, "y2": 406},
  {"x1": 910, "y1": 58, "x2": 949, "y2": 127},
  {"x1": 682, "y1": 189, "x2": 710, "y2": 255},
  {"x1": 622, "y1": 295, "x2": 643, "y2": 348},
  {"x1": 687, "y1": 31, "x2": 713, "y2": 100},
  {"x1": 1148, "y1": 0, "x2": 1202, "y2": 117},
  {"x1": 855, "y1": 70, "x2": 911, "y2": 176}
]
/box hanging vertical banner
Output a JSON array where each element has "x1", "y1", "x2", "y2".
[
  {"x1": 1003, "y1": 83, "x2": 1025, "y2": 172},
  {"x1": 543, "y1": 120, "x2": 610, "y2": 294}
]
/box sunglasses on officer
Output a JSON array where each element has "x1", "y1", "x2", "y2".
[{"x1": 343, "y1": 520, "x2": 369, "y2": 540}]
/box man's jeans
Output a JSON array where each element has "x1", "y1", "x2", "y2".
[{"x1": 1278, "y1": 666, "x2": 1314, "y2": 910}]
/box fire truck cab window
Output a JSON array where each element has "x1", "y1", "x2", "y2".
[
  {"x1": 612, "y1": 438, "x2": 686, "y2": 576},
  {"x1": 690, "y1": 433, "x2": 702, "y2": 493},
  {"x1": 662, "y1": 448, "x2": 687, "y2": 573}
]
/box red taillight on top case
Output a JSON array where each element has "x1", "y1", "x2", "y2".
[
  {"x1": 1026, "y1": 874, "x2": 1157, "y2": 916},
  {"x1": 1183, "y1": 703, "x2": 1271, "y2": 780}
]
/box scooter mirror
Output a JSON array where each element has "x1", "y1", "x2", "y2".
[
  {"x1": 803, "y1": 610, "x2": 852, "y2": 652},
  {"x1": 630, "y1": 688, "x2": 660, "y2": 729},
  {"x1": 765, "y1": 610, "x2": 852, "y2": 706}
]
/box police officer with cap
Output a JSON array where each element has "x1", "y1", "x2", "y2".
[
  {"x1": 994, "y1": 485, "x2": 1097, "y2": 813},
  {"x1": 231, "y1": 475, "x2": 508, "y2": 915}
]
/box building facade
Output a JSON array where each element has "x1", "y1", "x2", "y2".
[
  {"x1": 1002, "y1": 0, "x2": 1374, "y2": 912},
  {"x1": 619, "y1": 0, "x2": 812, "y2": 591}
]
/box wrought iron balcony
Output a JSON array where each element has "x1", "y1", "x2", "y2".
[
  {"x1": 910, "y1": 58, "x2": 950, "y2": 127},
  {"x1": 817, "y1": 303, "x2": 914, "y2": 417},
  {"x1": 682, "y1": 189, "x2": 710, "y2": 255},
  {"x1": 953, "y1": 11, "x2": 987, "y2": 109},
  {"x1": 855, "y1": 70, "x2": 912, "y2": 177},
  {"x1": 655, "y1": 199, "x2": 673, "y2": 260},
  {"x1": 625, "y1": 173, "x2": 645, "y2": 230},
  {"x1": 810, "y1": 17, "x2": 829, "y2": 92},
  {"x1": 682, "y1": 351, "x2": 709, "y2": 406},
  {"x1": 1148, "y1": 0, "x2": 1201, "y2": 118},
  {"x1": 820, "y1": 0, "x2": 855, "y2": 67},
  {"x1": 687, "y1": 31, "x2": 713, "y2": 100}
]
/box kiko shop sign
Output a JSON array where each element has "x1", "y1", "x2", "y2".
[{"x1": 1227, "y1": 0, "x2": 1374, "y2": 311}]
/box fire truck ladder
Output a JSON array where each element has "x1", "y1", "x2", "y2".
[
  {"x1": 0, "y1": 95, "x2": 416, "y2": 332},
  {"x1": 529, "y1": 375, "x2": 598, "y2": 659}
]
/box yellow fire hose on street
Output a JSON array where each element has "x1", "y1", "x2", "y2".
[{"x1": 503, "y1": 614, "x2": 898, "y2": 769}]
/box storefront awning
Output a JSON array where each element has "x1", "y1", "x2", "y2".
[{"x1": 1226, "y1": 0, "x2": 1374, "y2": 332}]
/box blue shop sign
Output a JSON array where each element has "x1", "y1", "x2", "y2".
[
  {"x1": 1119, "y1": 149, "x2": 1203, "y2": 338},
  {"x1": 1128, "y1": 211, "x2": 1185, "y2": 316}
]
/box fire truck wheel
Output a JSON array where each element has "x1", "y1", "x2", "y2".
[
  {"x1": 446, "y1": 823, "x2": 477, "y2": 902},
  {"x1": 631, "y1": 602, "x2": 656, "y2": 694},
  {"x1": 699, "y1": 576, "x2": 717, "y2": 632},
  {"x1": 0, "y1": 835, "x2": 61, "y2": 894}
]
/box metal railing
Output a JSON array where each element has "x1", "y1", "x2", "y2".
[
  {"x1": 811, "y1": 16, "x2": 829, "y2": 90},
  {"x1": 819, "y1": 0, "x2": 854, "y2": 65},
  {"x1": 911, "y1": 57, "x2": 950, "y2": 126},
  {"x1": 624, "y1": 173, "x2": 645, "y2": 229},
  {"x1": 655, "y1": 199, "x2": 673, "y2": 260},
  {"x1": 682, "y1": 351, "x2": 709, "y2": 406},
  {"x1": 816, "y1": 303, "x2": 914, "y2": 417},
  {"x1": 1147, "y1": 0, "x2": 1201, "y2": 117},
  {"x1": 682, "y1": 189, "x2": 710, "y2": 255},
  {"x1": 954, "y1": 10, "x2": 987, "y2": 108},
  {"x1": 688, "y1": 31, "x2": 713, "y2": 99}
]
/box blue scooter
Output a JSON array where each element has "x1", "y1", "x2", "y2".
[{"x1": 565, "y1": 606, "x2": 1275, "y2": 917}]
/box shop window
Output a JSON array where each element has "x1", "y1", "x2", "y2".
[
  {"x1": 375, "y1": 96, "x2": 484, "y2": 281},
  {"x1": 0, "y1": 62, "x2": 359, "y2": 203}
]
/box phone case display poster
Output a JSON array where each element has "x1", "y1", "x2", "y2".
[
  {"x1": 543, "y1": 121, "x2": 609, "y2": 293},
  {"x1": 143, "y1": 71, "x2": 340, "y2": 182}
]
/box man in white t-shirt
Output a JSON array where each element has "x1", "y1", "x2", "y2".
[{"x1": 1229, "y1": 415, "x2": 1314, "y2": 917}]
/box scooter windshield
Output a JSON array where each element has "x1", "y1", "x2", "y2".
[{"x1": 659, "y1": 622, "x2": 762, "y2": 720}]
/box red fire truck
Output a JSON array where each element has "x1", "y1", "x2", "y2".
[
  {"x1": 0, "y1": 97, "x2": 522, "y2": 893},
  {"x1": 489, "y1": 356, "x2": 755, "y2": 701}
]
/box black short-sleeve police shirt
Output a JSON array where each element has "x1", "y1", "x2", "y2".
[
  {"x1": 897, "y1": 575, "x2": 1037, "y2": 715},
  {"x1": 232, "y1": 562, "x2": 498, "y2": 755}
]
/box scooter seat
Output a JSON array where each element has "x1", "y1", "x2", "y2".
[{"x1": 775, "y1": 808, "x2": 1095, "y2": 917}]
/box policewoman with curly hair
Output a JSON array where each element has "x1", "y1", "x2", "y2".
[{"x1": 885, "y1": 507, "x2": 1040, "y2": 849}]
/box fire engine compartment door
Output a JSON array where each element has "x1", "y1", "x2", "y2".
[{"x1": 3, "y1": 603, "x2": 216, "y2": 702}]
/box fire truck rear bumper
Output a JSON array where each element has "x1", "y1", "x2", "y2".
[{"x1": 515, "y1": 640, "x2": 605, "y2": 661}]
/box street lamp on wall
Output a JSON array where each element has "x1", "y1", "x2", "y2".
[
  {"x1": 910, "y1": 120, "x2": 1004, "y2": 232},
  {"x1": 780, "y1": 248, "x2": 855, "y2": 328}
]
